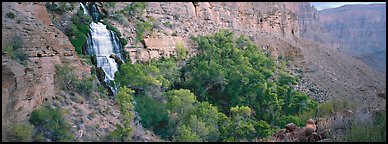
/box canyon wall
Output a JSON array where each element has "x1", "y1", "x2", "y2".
[{"x1": 318, "y1": 4, "x2": 386, "y2": 73}]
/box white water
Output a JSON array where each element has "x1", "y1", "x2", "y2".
[
  {"x1": 80, "y1": 3, "x2": 148, "y2": 138},
  {"x1": 80, "y1": 3, "x2": 122, "y2": 94},
  {"x1": 80, "y1": 3, "x2": 88, "y2": 15},
  {"x1": 89, "y1": 22, "x2": 120, "y2": 91}
]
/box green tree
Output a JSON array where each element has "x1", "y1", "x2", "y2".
[
  {"x1": 110, "y1": 86, "x2": 135, "y2": 142},
  {"x1": 165, "y1": 89, "x2": 196, "y2": 116},
  {"x1": 115, "y1": 63, "x2": 169, "y2": 91},
  {"x1": 134, "y1": 95, "x2": 169, "y2": 134},
  {"x1": 174, "y1": 124, "x2": 201, "y2": 142},
  {"x1": 175, "y1": 42, "x2": 187, "y2": 61},
  {"x1": 135, "y1": 20, "x2": 153, "y2": 43}
]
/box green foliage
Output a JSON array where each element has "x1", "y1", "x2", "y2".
[
  {"x1": 135, "y1": 20, "x2": 153, "y2": 43},
  {"x1": 4, "y1": 35, "x2": 27, "y2": 65},
  {"x1": 175, "y1": 42, "x2": 187, "y2": 61},
  {"x1": 134, "y1": 95, "x2": 169, "y2": 133},
  {"x1": 298, "y1": 108, "x2": 317, "y2": 125},
  {"x1": 29, "y1": 107, "x2": 74, "y2": 142},
  {"x1": 181, "y1": 30, "x2": 316, "y2": 122},
  {"x1": 115, "y1": 63, "x2": 169, "y2": 90},
  {"x1": 150, "y1": 58, "x2": 181, "y2": 88},
  {"x1": 164, "y1": 89, "x2": 228, "y2": 142},
  {"x1": 120, "y1": 37, "x2": 128, "y2": 46},
  {"x1": 6, "y1": 12, "x2": 16, "y2": 19},
  {"x1": 9, "y1": 123, "x2": 34, "y2": 142},
  {"x1": 73, "y1": 77, "x2": 94, "y2": 98},
  {"x1": 226, "y1": 106, "x2": 256, "y2": 141},
  {"x1": 165, "y1": 89, "x2": 196, "y2": 116},
  {"x1": 317, "y1": 102, "x2": 334, "y2": 118},
  {"x1": 55, "y1": 63, "x2": 75, "y2": 90},
  {"x1": 317, "y1": 99, "x2": 355, "y2": 118},
  {"x1": 123, "y1": 2, "x2": 148, "y2": 18},
  {"x1": 163, "y1": 21, "x2": 173, "y2": 28},
  {"x1": 344, "y1": 111, "x2": 386, "y2": 142},
  {"x1": 67, "y1": 9, "x2": 92, "y2": 55},
  {"x1": 110, "y1": 86, "x2": 135, "y2": 142},
  {"x1": 276, "y1": 115, "x2": 303, "y2": 128},
  {"x1": 254, "y1": 120, "x2": 275, "y2": 138},
  {"x1": 174, "y1": 124, "x2": 202, "y2": 142},
  {"x1": 55, "y1": 64, "x2": 99, "y2": 101},
  {"x1": 104, "y1": 22, "x2": 122, "y2": 38},
  {"x1": 45, "y1": 2, "x2": 73, "y2": 15},
  {"x1": 230, "y1": 105, "x2": 252, "y2": 117},
  {"x1": 113, "y1": 30, "x2": 319, "y2": 141}
]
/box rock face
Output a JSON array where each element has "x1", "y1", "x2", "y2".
[
  {"x1": 110, "y1": 2, "x2": 304, "y2": 63},
  {"x1": 318, "y1": 4, "x2": 386, "y2": 73},
  {"x1": 2, "y1": 2, "x2": 90, "y2": 138}
]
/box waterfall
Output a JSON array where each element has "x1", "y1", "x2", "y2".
[
  {"x1": 80, "y1": 3, "x2": 147, "y2": 139},
  {"x1": 79, "y1": 2, "x2": 88, "y2": 15},
  {"x1": 80, "y1": 3, "x2": 121, "y2": 94},
  {"x1": 89, "y1": 22, "x2": 119, "y2": 82}
]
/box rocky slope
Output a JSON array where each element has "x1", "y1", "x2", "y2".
[
  {"x1": 318, "y1": 4, "x2": 386, "y2": 73},
  {"x1": 2, "y1": 1, "x2": 87, "y2": 127}
]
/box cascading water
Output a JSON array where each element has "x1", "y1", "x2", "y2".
[
  {"x1": 80, "y1": 3, "x2": 146, "y2": 137},
  {"x1": 80, "y1": 2, "x2": 122, "y2": 94}
]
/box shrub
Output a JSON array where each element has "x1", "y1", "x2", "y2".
[
  {"x1": 146, "y1": 15, "x2": 156, "y2": 22},
  {"x1": 123, "y1": 2, "x2": 148, "y2": 17},
  {"x1": 175, "y1": 42, "x2": 187, "y2": 61},
  {"x1": 317, "y1": 99, "x2": 356, "y2": 118},
  {"x1": 343, "y1": 111, "x2": 386, "y2": 142},
  {"x1": 135, "y1": 20, "x2": 153, "y2": 43},
  {"x1": 6, "y1": 12, "x2": 16, "y2": 19},
  {"x1": 4, "y1": 35, "x2": 28, "y2": 65},
  {"x1": 105, "y1": 22, "x2": 122, "y2": 38},
  {"x1": 276, "y1": 115, "x2": 303, "y2": 128},
  {"x1": 45, "y1": 2, "x2": 71, "y2": 15},
  {"x1": 29, "y1": 107, "x2": 74, "y2": 142},
  {"x1": 163, "y1": 21, "x2": 173, "y2": 28},
  {"x1": 67, "y1": 9, "x2": 92, "y2": 55},
  {"x1": 298, "y1": 109, "x2": 317, "y2": 124},
  {"x1": 120, "y1": 37, "x2": 128, "y2": 46},
  {"x1": 9, "y1": 123, "x2": 34, "y2": 142},
  {"x1": 74, "y1": 77, "x2": 94, "y2": 98},
  {"x1": 134, "y1": 95, "x2": 169, "y2": 134},
  {"x1": 317, "y1": 102, "x2": 334, "y2": 118},
  {"x1": 55, "y1": 64, "x2": 76, "y2": 90}
]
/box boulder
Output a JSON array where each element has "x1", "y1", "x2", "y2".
[{"x1": 109, "y1": 53, "x2": 125, "y2": 65}]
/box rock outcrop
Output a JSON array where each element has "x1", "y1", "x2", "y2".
[{"x1": 108, "y1": 2, "x2": 304, "y2": 63}]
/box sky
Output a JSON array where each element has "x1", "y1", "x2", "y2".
[{"x1": 311, "y1": 2, "x2": 386, "y2": 11}]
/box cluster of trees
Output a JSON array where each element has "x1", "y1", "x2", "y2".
[{"x1": 112, "y1": 30, "x2": 318, "y2": 141}]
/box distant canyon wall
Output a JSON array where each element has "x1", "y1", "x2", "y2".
[{"x1": 318, "y1": 4, "x2": 386, "y2": 73}]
